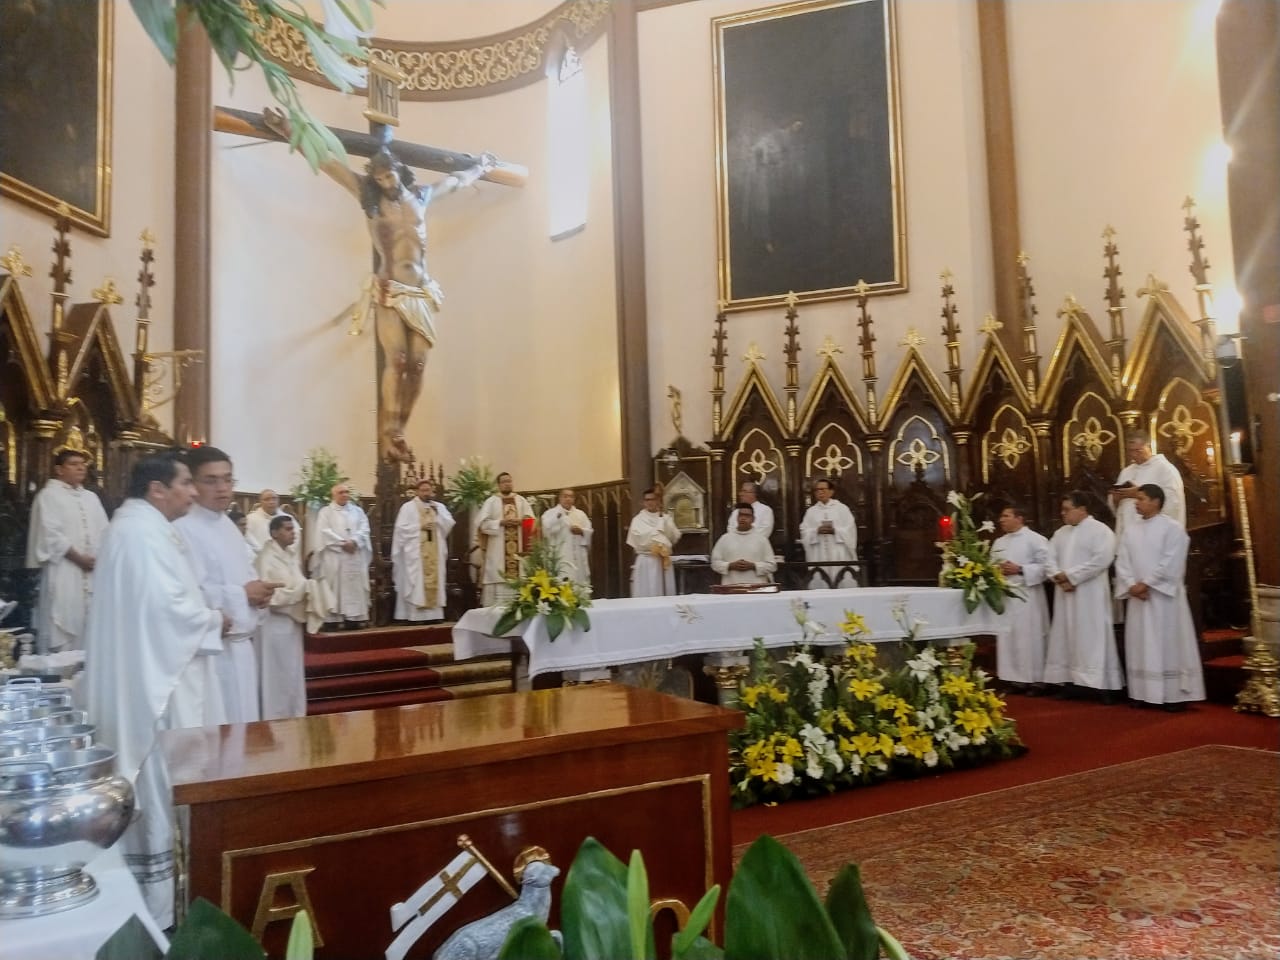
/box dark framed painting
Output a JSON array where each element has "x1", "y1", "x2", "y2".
[
  {"x1": 0, "y1": 0, "x2": 114, "y2": 236},
  {"x1": 713, "y1": 0, "x2": 905, "y2": 311}
]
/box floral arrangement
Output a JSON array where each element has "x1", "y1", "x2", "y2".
[
  {"x1": 491, "y1": 537, "x2": 592, "y2": 641},
  {"x1": 443, "y1": 457, "x2": 498, "y2": 513},
  {"x1": 729, "y1": 600, "x2": 1022, "y2": 808},
  {"x1": 290, "y1": 448, "x2": 352, "y2": 509},
  {"x1": 939, "y1": 490, "x2": 1022, "y2": 614}
]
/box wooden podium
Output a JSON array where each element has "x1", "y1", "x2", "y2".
[{"x1": 163, "y1": 686, "x2": 742, "y2": 959}]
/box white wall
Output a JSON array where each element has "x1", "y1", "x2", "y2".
[{"x1": 1, "y1": 3, "x2": 176, "y2": 435}]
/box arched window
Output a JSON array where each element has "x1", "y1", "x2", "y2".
[{"x1": 547, "y1": 43, "x2": 588, "y2": 239}]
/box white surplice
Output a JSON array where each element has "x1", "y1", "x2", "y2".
[
  {"x1": 25, "y1": 479, "x2": 109, "y2": 652},
  {"x1": 255, "y1": 539, "x2": 321, "y2": 719},
  {"x1": 1114, "y1": 453, "x2": 1186, "y2": 538},
  {"x1": 1044, "y1": 515, "x2": 1122, "y2": 690},
  {"x1": 1114, "y1": 512, "x2": 1205, "y2": 705},
  {"x1": 244, "y1": 505, "x2": 295, "y2": 556},
  {"x1": 84, "y1": 498, "x2": 225, "y2": 928},
  {"x1": 176, "y1": 504, "x2": 264, "y2": 723},
  {"x1": 392, "y1": 497, "x2": 455, "y2": 621},
  {"x1": 711, "y1": 528, "x2": 777, "y2": 585},
  {"x1": 991, "y1": 526, "x2": 1051, "y2": 684},
  {"x1": 476, "y1": 493, "x2": 534, "y2": 606},
  {"x1": 626, "y1": 509, "x2": 682, "y2": 597},
  {"x1": 311, "y1": 501, "x2": 372, "y2": 621},
  {"x1": 800, "y1": 499, "x2": 859, "y2": 588},
  {"x1": 541, "y1": 504, "x2": 594, "y2": 585},
  {"x1": 726, "y1": 501, "x2": 775, "y2": 541}
]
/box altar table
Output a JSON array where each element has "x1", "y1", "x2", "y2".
[
  {"x1": 164, "y1": 686, "x2": 740, "y2": 960},
  {"x1": 453, "y1": 586, "x2": 1007, "y2": 678}
]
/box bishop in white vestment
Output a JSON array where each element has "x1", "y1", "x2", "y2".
[
  {"x1": 25, "y1": 451, "x2": 109, "y2": 652},
  {"x1": 244, "y1": 488, "x2": 294, "y2": 555},
  {"x1": 85, "y1": 453, "x2": 226, "y2": 928},
  {"x1": 800, "y1": 479, "x2": 859, "y2": 588},
  {"x1": 711, "y1": 505, "x2": 777, "y2": 586},
  {"x1": 312, "y1": 483, "x2": 372, "y2": 625},
  {"x1": 726, "y1": 481, "x2": 775, "y2": 541},
  {"x1": 392, "y1": 479, "x2": 456, "y2": 621},
  {"x1": 1111, "y1": 435, "x2": 1186, "y2": 538},
  {"x1": 991, "y1": 506, "x2": 1051, "y2": 687},
  {"x1": 1114, "y1": 484, "x2": 1205, "y2": 708},
  {"x1": 1044, "y1": 493, "x2": 1122, "y2": 694},
  {"x1": 541, "y1": 488, "x2": 594, "y2": 585},
  {"x1": 477, "y1": 472, "x2": 534, "y2": 606},
  {"x1": 255, "y1": 516, "x2": 322, "y2": 719},
  {"x1": 627, "y1": 488, "x2": 682, "y2": 597}
]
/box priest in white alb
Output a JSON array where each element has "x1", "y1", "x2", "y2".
[
  {"x1": 255, "y1": 514, "x2": 322, "y2": 719},
  {"x1": 244, "y1": 488, "x2": 293, "y2": 556},
  {"x1": 25, "y1": 449, "x2": 109, "y2": 652},
  {"x1": 991, "y1": 504, "x2": 1051, "y2": 692},
  {"x1": 540, "y1": 488, "x2": 593, "y2": 585},
  {"x1": 85, "y1": 451, "x2": 227, "y2": 928},
  {"x1": 1114, "y1": 483, "x2": 1205, "y2": 711},
  {"x1": 627, "y1": 487, "x2": 682, "y2": 597},
  {"x1": 1044, "y1": 491, "x2": 1123, "y2": 699},
  {"x1": 800, "y1": 477, "x2": 859, "y2": 588},
  {"x1": 175, "y1": 447, "x2": 280, "y2": 723},
  {"x1": 711, "y1": 503, "x2": 777, "y2": 586},
  {"x1": 312, "y1": 482, "x2": 372, "y2": 627},
  {"x1": 1111, "y1": 433, "x2": 1185, "y2": 538},
  {"x1": 392, "y1": 478, "x2": 456, "y2": 621},
  {"x1": 726, "y1": 481, "x2": 775, "y2": 541},
  {"x1": 476, "y1": 472, "x2": 534, "y2": 606}
]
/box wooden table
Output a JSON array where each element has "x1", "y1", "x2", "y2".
[{"x1": 164, "y1": 686, "x2": 742, "y2": 959}]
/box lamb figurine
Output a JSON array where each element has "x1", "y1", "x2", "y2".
[{"x1": 433, "y1": 854, "x2": 561, "y2": 960}]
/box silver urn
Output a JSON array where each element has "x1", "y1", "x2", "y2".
[{"x1": 0, "y1": 747, "x2": 135, "y2": 918}]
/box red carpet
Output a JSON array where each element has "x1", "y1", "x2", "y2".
[{"x1": 732, "y1": 696, "x2": 1277, "y2": 843}]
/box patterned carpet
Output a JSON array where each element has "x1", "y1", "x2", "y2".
[{"x1": 750, "y1": 746, "x2": 1278, "y2": 960}]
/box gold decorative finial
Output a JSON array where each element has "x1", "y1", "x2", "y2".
[
  {"x1": 91, "y1": 277, "x2": 124, "y2": 305},
  {"x1": 1137, "y1": 274, "x2": 1170, "y2": 298},
  {"x1": 140, "y1": 228, "x2": 157, "y2": 250},
  {"x1": 1102, "y1": 224, "x2": 1116, "y2": 241},
  {"x1": 853, "y1": 279, "x2": 870, "y2": 296},
  {"x1": 1, "y1": 246, "x2": 33, "y2": 277},
  {"x1": 940, "y1": 267, "x2": 953, "y2": 283},
  {"x1": 716, "y1": 298, "x2": 727, "y2": 313},
  {"x1": 817, "y1": 335, "x2": 843, "y2": 359},
  {"x1": 742, "y1": 342, "x2": 766, "y2": 365},
  {"x1": 979, "y1": 314, "x2": 1003, "y2": 336},
  {"x1": 1058, "y1": 294, "x2": 1084, "y2": 319},
  {"x1": 55, "y1": 202, "x2": 71, "y2": 217},
  {"x1": 784, "y1": 290, "x2": 799, "y2": 309},
  {"x1": 899, "y1": 327, "x2": 926, "y2": 348},
  {"x1": 1016, "y1": 251, "x2": 1030, "y2": 266},
  {"x1": 1181, "y1": 195, "x2": 1196, "y2": 213}
]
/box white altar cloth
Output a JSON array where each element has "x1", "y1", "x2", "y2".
[{"x1": 453, "y1": 586, "x2": 1007, "y2": 678}]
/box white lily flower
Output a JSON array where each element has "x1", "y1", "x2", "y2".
[
  {"x1": 946, "y1": 490, "x2": 963, "y2": 507},
  {"x1": 535, "y1": 601, "x2": 551, "y2": 616},
  {"x1": 847, "y1": 754, "x2": 864, "y2": 776},
  {"x1": 924, "y1": 750, "x2": 939, "y2": 767},
  {"x1": 775, "y1": 763, "x2": 795, "y2": 785},
  {"x1": 979, "y1": 520, "x2": 995, "y2": 533}
]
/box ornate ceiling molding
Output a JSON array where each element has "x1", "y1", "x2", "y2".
[{"x1": 253, "y1": 0, "x2": 612, "y2": 102}]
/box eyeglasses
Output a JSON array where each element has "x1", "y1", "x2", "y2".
[{"x1": 197, "y1": 475, "x2": 236, "y2": 487}]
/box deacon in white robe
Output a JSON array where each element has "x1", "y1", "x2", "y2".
[
  {"x1": 800, "y1": 478, "x2": 859, "y2": 588},
  {"x1": 1114, "y1": 484, "x2": 1205, "y2": 709},
  {"x1": 477, "y1": 472, "x2": 535, "y2": 606},
  {"x1": 991, "y1": 506, "x2": 1051, "y2": 688},
  {"x1": 540, "y1": 488, "x2": 594, "y2": 585},
  {"x1": 255, "y1": 515, "x2": 322, "y2": 719},
  {"x1": 25, "y1": 451, "x2": 109, "y2": 652},
  {"x1": 85, "y1": 453, "x2": 226, "y2": 928},
  {"x1": 392, "y1": 479, "x2": 456, "y2": 621},
  {"x1": 311, "y1": 482, "x2": 372, "y2": 625},
  {"x1": 726, "y1": 481, "x2": 775, "y2": 541},
  {"x1": 244, "y1": 488, "x2": 294, "y2": 555},
  {"x1": 1044, "y1": 493, "x2": 1123, "y2": 694},
  {"x1": 711, "y1": 504, "x2": 777, "y2": 586},
  {"x1": 176, "y1": 447, "x2": 279, "y2": 724},
  {"x1": 627, "y1": 487, "x2": 682, "y2": 597},
  {"x1": 1111, "y1": 435, "x2": 1186, "y2": 538}
]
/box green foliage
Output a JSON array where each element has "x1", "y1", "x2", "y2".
[
  {"x1": 97, "y1": 897, "x2": 277, "y2": 960},
  {"x1": 128, "y1": 0, "x2": 380, "y2": 172},
  {"x1": 492, "y1": 537, "x2": 592, "y2": 641},
  {"x1": 939, "y1": 491, "x2": 1022, "y2": 615},
  {"x1": 444, "y1": 458, "x2": 498, "y2": 513},
  {"x1": 498, "y1": 916, "x2": 563, "y2": 960},
  {"x1": 291, "y1": 447, "x2": 351, "y2": 509}
]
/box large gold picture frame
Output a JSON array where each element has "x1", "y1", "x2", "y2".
[
  {"x1": 713, "y1": 0, "x2": 905, "y2": 311},
  {"x1": 0, "y1": 0, "x2": 114, "y2": 237}
]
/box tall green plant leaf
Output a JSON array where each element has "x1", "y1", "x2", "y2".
[
  {"x1": 498, "y1": 915, "x2": 564, "y2": 960},
  {"x1": 672, "y1": 884, "x2": 720, "y2": 956},
  {"x1": 167, "y1": 898, "x2": 265, "y2": 960},
  {"x1": 673, "y1": 936, "x2": 725, "y2": 960},
  {"x1": 877, "y1": 926, "x2": 914, "y2": 960},
  {"x1": 560, "y1": 837, "x2": 632, "y2": 960},
  {"x1": 285, "y1": 910, "x2": 314, "y2": 960},
  {"x1": 130, "y1": 0, "x2": 177, "y2": 63},
  {"x1": 724, "y1": 836, "x2": 844, "y2": 960},
  {"x1": 626, "y1": 851, "x2": 652, "y2": 960},
  {"x1": 95, "y1": 914, "x2": 166, "y2": 960},
  {"x1": 824, "y1": 864, "x2": 879, "y2": 960}
]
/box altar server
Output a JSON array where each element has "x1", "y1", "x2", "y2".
[
  {"x1": 711, "y1": 503, "x2": 777, "y2": 586},
  {"x1": 799, "y1": 478, "x2": 859, "y2": 588},
  {"x1": 392, "y1": 478, "x2": 456, "y2": 621},
  {"x1": 1114, "y1": 484, "x2": 1205, "y2": 711},
  {"x1": 991, "y1": 504, "x2": 1051, "y2": 692},
  {"x1": 1044, "y1": 491, "x2": 1122, "y2": 699},
  {"x1": 627, "y1": 487, "x2": 682, "y2": 597},
  {"x1": 540, "y1": 488, "x2": 594, "y2": 585},
  {"x1": 476, "y1": 472, "x2": 534, "y2": 605},
  {"x1": 312, "y1": 482, "x2": 372, "y2": 627},
  {"x1": 25, "y1": 449, "x2": 108, "y2": 652},
  {"x1": 256, "y1": 515, "x2": 321, "y2": 719},
  {"x1": 176, "y1": 446, "x2": 279, "y2": 722},
  {"x1": 85, "y1": 452, "x2": 226, "y2": 928},
  {"x1": 244, "y1": 488, "x2": 293, "y2": 555},
  {"x1": 726, "y1": 481, "x2": 774, "y2": 541},
  {"x1": 1111, "y1": 434, "x2": 1185, "y2": 538}
]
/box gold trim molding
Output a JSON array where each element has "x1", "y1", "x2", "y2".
[{"x1": 252, "y1": 0, "x2": 611, "y2": 101}]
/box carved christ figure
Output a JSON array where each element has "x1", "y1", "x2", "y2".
[{"x1": 265, "y1": 108, "x2": 494, "y2": 462}]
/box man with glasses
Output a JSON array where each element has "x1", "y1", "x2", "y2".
[
  {"x1": 312, "y1": 482, "x2": 373, "y2": 628},
  {"x1": 175, "y1": 446, "x2": 281, "y2": 722}
]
